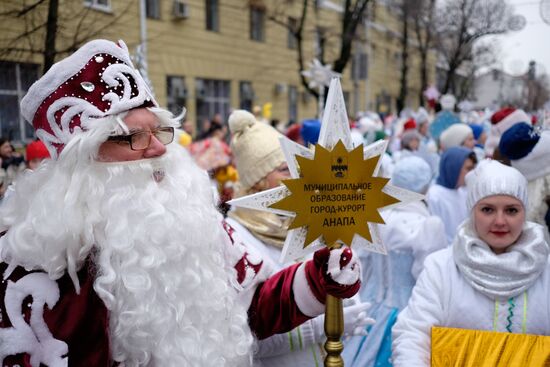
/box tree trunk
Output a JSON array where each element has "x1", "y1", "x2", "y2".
[
  {"x1": 419, "y1": 50, "x2": 428, "y2": 107},
  {"x1": 397, "y1": 4, "x2": 409, "y2": 113},
  {"x1": 442, "y1": 63, "x2": 458, "y2": 95},
  {"x1": 43, "y1": 0, "x2": 59, "y2": 73}
]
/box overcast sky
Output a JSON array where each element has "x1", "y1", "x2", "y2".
[{"x1": 487, "y1": 0, "x2": 550, "y2": 76}]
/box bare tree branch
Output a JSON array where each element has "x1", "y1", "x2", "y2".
[
  {"x1": 266, "y1": 0, "x2": 371, "y2": 103},
  {"x1": 412, "y1": 0, "x2": 435, "y2": 106},
  {"x1": 0, "y1": 0, "x2": 47, "y2": 17},
  {"x1": 333, "y1": 0, "x2": 370, "y2": 74},
  {"x1": 0, "y1": 0, "x2": 136, "y2": 71},
  {"x1": 434, "y1": 0, "x2": 513, "y2": 95}
]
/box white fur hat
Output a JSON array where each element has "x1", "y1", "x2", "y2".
[
  {"x1": 465, "y1": 159, "x2": 528, "y2": 212},
  {"x1": 229, "y1": 110, "x2": 286, "y2": 190},
  {"x1": 439, "y1": 123, "x2": 472, "y2": 150}
]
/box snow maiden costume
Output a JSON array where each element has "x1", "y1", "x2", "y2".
[
  {"x1": 0, "y1": 39, "x2": 361, "y2": 366},
  {"x1": 392, "y1": 160, "x2": 550, "y2": 367},
  {"x1": 344, "y1": 156, "x2": 446, "y2": 367},
  {"x1": 427, "y1": 147, "x2": 475, "y2": 245}
]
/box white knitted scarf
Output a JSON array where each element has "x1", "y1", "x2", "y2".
[{"x1": 453, "y1": 219, "x2": 549, "y2": 299}]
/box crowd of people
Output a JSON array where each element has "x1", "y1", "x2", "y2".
[{"x1": 0, "y1": 38, "x2": 549, "y2": 366}]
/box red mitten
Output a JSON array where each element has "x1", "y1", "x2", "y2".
[{"x1": 304, "y1": 247, "x2": 361, "y2": 301}]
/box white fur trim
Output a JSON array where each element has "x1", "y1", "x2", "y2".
[
  {"x1": 20, "y1": 39, "x2": 157, "y2": 159},
  {"x1": 486, "y1": 110, "x2": 530, "y2": 157},
  {"x1": 21, "y1": 39, "x2": 148, "y2": 123},
  {"x1": 327, "y1": 248, "x2": 360, "y2": 286},
  {"x1": 494, "y1": 109, "x2": 530, "y2": 135},
  {"x1": 0, "y1": 272, "x2": 68, "y2": 366},
  {"x1": 512, "y1": 131, "x2": 550, "y2": 181},
  {"x1": 292, "y1": 263, "x2": 325, "y2": 317}
]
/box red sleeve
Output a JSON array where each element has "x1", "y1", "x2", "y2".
[
  {"x1": 246, "y1": 248, "x2": 360, "y2": 340},
  {"x1": 247, "y1": 263, "x2": 311, "y2": 340}
]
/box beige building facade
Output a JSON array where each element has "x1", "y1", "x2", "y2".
[{"x1": 0, "y1": 0, "x2": 436, "y2": 140}]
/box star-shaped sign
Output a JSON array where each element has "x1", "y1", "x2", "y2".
[
  {"x1": 228, "y1": 78, "x2": 423, "y2": 263},
  {"x1": 301, "y1": 59, "x2": 342, "y2": 90}
]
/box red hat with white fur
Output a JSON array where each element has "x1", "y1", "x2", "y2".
[
  {"x1": 20, "y1": 39, "x2": 157, "y2": 159},
  {"x1": 485, "y1": 107, "x2": 530, "y2": 156}
]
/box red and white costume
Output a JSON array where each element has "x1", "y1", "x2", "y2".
[
  {"x1": 0, "y1": 224, "x2": 358, "y2": 366},
  {"x1": 0, "y1": 39, "x2": 360, "y2": 366}
]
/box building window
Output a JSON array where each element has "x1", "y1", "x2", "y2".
[
  {"x1": 206, "y1": 0, "x2": 219, "y2": 31},
  {"x1": 376, "y1": 92, "x2": 392, "y2": 115},
  {"x1": 394, "y1": 52, "x2": 401, "y2": 68},
  {"x1": 288, "y1": 85, "x2": 298, "y2": 122},
  {"x1": 195, "y1": 78, "x2": 230, "y2": 133},
  {"x1": 287, "y1": 17, "x2": 298, "y2": 49},
  {"x1": 83, "y1": 0, "x2": 111, "y2": 12},
  {"x1": 146, "y1": 0, "x2": 161, "y2": 19},
  {"x1": 250, "y1": 6, "x2": 265, "y2": 42},
  {"x1": 239, "y1": 81, "x2": 255, "y2": 111},
  {"x1": 166, "y1": 76, "x2": 187, "y2": 116},
  {"x1": 0, "y1": 62, "x2": 39, "y2": 141},
  {"x1": 352, "y1": 52, "x2": 368, "y2": 80}
]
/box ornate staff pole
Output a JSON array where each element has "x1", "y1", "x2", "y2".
[{"x1": 324, "y1": 294, "x2": 344, "y2": 366}]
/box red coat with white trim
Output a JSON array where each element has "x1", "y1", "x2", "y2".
[{"x1": 0, "y1": 223, "x2": 360, "y2": 366}]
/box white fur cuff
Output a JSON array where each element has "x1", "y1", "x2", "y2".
[
  {"x1": 327, "y1": 248, "x2": 360, "y2": 286},
  {"x1": 293, "y1": 263, "x2": 325, "y2": 317}
]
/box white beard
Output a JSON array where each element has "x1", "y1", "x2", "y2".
[{"x1": 0, "y1": 144, "x2": 253, "y2": 366}]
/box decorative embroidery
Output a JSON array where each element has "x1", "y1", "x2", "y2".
[
  {"x1": 223, "y1": 220, "x2": 264, "y2": 288},
  {"x1": 0, "y1": 272, "x2": 68, "y2": 366},
  {"x1": 506, "y1": 297, "x2": 515, "y2": 333},
  {"x1": 37, "y1": 61, "x2": 153, "y2": 159}
]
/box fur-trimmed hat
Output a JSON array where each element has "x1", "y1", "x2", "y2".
[
  {"x1": 439, "y1": 123, "x2": 473, "y2": 150},
  {"x1": 20, "y1": 39, "x2": 157, "y2": 159},
  {"x1": 229, "y1": 110, "x2": 286, "y2": 190},
  {"x1": 465, "y1": 159, "x2": 528, "y2": 212},
  {"x1": 485, "y1": 108, "x2": 530, "y2": 156},
  {"x1": 489, "y1": 108, "x2": 530, "y2": 135},
  {"x1": 498, "y1": 123, "x2": 539, "y2": 160},
  {"x1": 499, "y1": 123, "x2": 550, "y2": 181}
]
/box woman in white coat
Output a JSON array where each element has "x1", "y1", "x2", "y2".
[
  {"x1": 344, "y1": 156, "x2": 447, "y2": 367},
  {"x1": 392, "y1": 159, "x2": 550, "y2": 366}
]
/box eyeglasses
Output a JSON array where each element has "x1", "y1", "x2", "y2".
[{"x1": 107, "y1": 127, "x2": 175, "y2": 151}]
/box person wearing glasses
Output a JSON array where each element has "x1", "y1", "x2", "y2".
[
  {"x1": 99, "y1": 118, "x2": 175, "y2": 161},
  {"x1": 0, "y1": 39, "x2": 362, "y2": 366}
]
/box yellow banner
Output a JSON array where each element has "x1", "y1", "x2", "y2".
[{"x1": 431, "y1": 326, "x2": 550, "y2": 367}]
